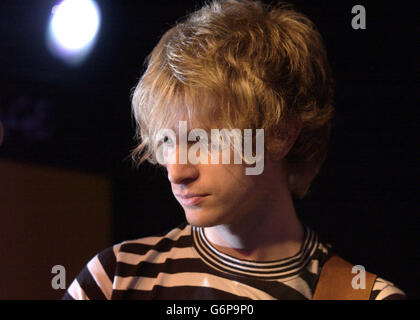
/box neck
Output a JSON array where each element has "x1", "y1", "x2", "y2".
[{"x1": 203, "y1": 186, "x2": 304, "y2": 261}]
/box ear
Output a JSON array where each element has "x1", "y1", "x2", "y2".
[
  {"x1": 287, "y1": 121, "x2": 302, "y2": 149},
  {"x1": 270, "y1": 121, "x2": 302, "y2": 161}
]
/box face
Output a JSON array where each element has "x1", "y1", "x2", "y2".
[{"x1": 162, "y1": 123, "x2": 277, "y2": 228}]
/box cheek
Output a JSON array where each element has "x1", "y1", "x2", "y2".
[{"x1": 209, "y1": 165, "x2": 255, "y2": 200}]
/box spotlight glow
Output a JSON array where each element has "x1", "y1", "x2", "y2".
[{"x1": 47, "y1": 0, "x2": 101, "y2": 65}]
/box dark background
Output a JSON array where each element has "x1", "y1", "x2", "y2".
[{"x1": 0, "y1": 0, "x2": 418, "y2": 298}]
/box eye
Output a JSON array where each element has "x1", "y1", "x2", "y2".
[
  {"x1": 188, "y1": 135, "x2": 202, "y2": 144},
  {"x1": 162, "y1": 135, "x2": 172, "y2": 144},
  {"x1": 193, "y1": 135, "x2": 209, "y2": 145}
]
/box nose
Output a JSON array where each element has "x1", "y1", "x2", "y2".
[{"x1": 166, "y1": 146, "x2": 199, "y2": 185}]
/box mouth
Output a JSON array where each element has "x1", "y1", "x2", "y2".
[{"x1": 175, "y1": 193, "x2": 209, "y2": 207}]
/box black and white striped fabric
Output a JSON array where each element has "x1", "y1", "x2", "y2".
[{"x1": 63, "y1": 223, "x2": 406, "y2": 300}]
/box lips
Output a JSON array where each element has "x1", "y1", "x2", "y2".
[{"x1": 175, "y1": 193, "x2": 209, "y2": 207}]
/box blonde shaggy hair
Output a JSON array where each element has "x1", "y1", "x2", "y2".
[{"x1": 131, "y1": 0, "x2": 335, "y2": 199}]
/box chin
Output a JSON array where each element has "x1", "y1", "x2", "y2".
[{"x1": 183, "y1": 208, "x2": 225, "y2": 228}]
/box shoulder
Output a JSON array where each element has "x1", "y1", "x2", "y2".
[
  {"x1": 307, "y1": 227, "x2": 407, "y2": 300},
  {"x1": 115, "y1": 222, "x2": 191, "y2": 258},
  {"x1": 370, "y1": 277, "x2": 407, "y2": 300},
  {"x1": 62, "y1": 222, "x2": 191, "y2": 300},
  {"x1": 62, "y1": 244, "x2": 117, "y2": 300},
  {"x1": 314, "y1": 250, "x2": 407, "y2": 300}
]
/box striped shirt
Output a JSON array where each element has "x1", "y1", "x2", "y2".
[{"x1": 62, "y1": 223, "x2": 406, "y2": 300}]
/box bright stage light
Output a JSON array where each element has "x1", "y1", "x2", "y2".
[{"x1": 47, "y1": 0, "x2": 101, "y2": 65}]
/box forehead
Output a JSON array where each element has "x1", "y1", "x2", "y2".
[
  {"x1": 154, "y1": 82, "x2": 235, "y2": 137},
  {"x1": 168, "y1": 117, "x2": 216, "y2": 133},
  {"x1": 166, "y1": 96, "x2": 222, "y2": 132}
]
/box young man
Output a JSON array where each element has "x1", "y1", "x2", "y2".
[{"x1": 63, "y1": 0, "x2": 406, "y2": 300}]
